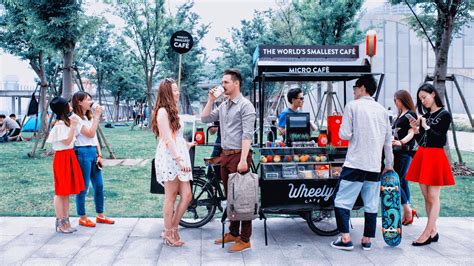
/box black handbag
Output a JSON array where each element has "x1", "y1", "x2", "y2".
[{"x1": 150, "y1": 159, "x2": 165, "y2": 194}]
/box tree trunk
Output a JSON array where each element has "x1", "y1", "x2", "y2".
[
  {"x1": 126, "y1": 99, "x2": 130, "y2": 121},
  {"x1": 432, "y1": 9, "x2": 455, "y2": 163},
  {"x1": 432, "y1": 10, "x2": 454, "y2": 102},
  {"x1": 146, "y1": 77, "x2": 153, "y2": 127},
  {"x1": 114, "y1": 93, "x2": 120, "y2": 122},
  {"x1": 62, "y1": 49, "x2": 74, "y2": 99},
  {"x1": 29, "y1": 51, "x2": 49, "y2": 143}
]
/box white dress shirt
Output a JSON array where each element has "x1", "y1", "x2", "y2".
[{"x1": 339, "y1": 96, "x2": 393, "y2": 172}]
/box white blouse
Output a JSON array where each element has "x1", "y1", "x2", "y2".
[
  {"x1": 71, "y1": 113, "x2": 99, "y2": 147},
  {"x1": 46, "y1": 121, "x2": 75, "y2": 151}
]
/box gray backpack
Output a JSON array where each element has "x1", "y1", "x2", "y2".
[{"x1": 227, "y1": 171, "x2": 259, "y2": 221}]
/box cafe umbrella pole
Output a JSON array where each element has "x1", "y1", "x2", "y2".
[{"x1": 178, "y1": 54, "x2": 182, "y2": 89}]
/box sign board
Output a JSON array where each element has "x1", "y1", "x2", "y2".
[
  {"x1": 256, "y1": 64, "x2": 371, "y2": 75},
  {"x1": 258, "y1": 45, "x2": 359, "y2": 60},
  {"x1": 170, "y1": 31, "x2": 193, "y2": 54},
  {"x1": 260, "y1": 179, "x2": 338, "y2": 208}
]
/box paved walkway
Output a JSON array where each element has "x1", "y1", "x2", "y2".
[
  {"x1": 448, "y1": 130, "x2": 474, "y2": 152},
  {"x1": 0, "y1": 217, "x2": 472, "y2": 265}
]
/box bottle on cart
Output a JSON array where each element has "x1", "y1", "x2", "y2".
[
  {"x1": 317, "y1": 130, "x2": 328, "y2": 147},
  {"x1": 195, "y1": 127, "x2": 205, "y2": 145}
]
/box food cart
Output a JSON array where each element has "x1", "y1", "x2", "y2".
[{"x1": 251, "y1": 45, "x2": 385, "y2": 244}]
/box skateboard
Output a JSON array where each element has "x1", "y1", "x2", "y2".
[{"x1": 380, "y1": 170, "x2": 402, "y2": 247}]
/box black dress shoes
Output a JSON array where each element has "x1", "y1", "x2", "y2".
[{"x1": 412, "y1": 236, "x2": 432, "y2": 246}]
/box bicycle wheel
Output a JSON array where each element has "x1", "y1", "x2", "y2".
[
  {"x1": 306, "y1": 209, "x2": 339, "y2": 236},
  {"x1": 179, "y1": 178, "x2": 217, "y2": 228}
]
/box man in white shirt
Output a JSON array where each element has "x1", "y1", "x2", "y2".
[{"x1": 330, "y1": 75, "x2": 393, "y2": 251}]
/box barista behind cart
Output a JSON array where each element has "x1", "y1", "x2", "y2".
[{"x1": 277, "y1": 88, "x2": 316, "y2": 138}]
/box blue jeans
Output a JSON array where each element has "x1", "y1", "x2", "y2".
[
  {"x1": 334, "y1": 167, "x2": 380, "y2": 238},
  {"x1": 75, "y1": 146, "x2": 104, "y2": 216},
  {"x1": 394, "y1": 152, "x2": 412, "y2": 205}
]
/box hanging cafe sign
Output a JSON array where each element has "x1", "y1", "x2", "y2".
[{"x1": 258, "y1": 45, "x2": 359, "y2": 60}]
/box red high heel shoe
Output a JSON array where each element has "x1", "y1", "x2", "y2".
[{"x1": 402, "y1": 209, "x2": 419, "y2": 225}]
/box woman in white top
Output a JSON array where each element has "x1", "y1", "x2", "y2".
[
  {"x1": 72, "y1": 91, "x2": 115, "y2": 227},
  {"x1": 151, "y1": 78, "x2": 195, "y2": 247},
  {"x1": 47, "y1": 97, "x2": 85, "y2": 233}
]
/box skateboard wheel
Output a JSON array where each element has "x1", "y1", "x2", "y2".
[
  {"x1": 380, "y1": 186, "x2": 384, "y2": 191},
  {"x1": 395, "y1": 186, "x2": 399, "y2": 191},
  {"x1": 397, "y1": 228, "x2": 401, "y2": 233}
]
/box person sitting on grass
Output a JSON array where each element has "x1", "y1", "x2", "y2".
[{"x1": 0, "y1": 114, "x2": 21, "y2": 142}]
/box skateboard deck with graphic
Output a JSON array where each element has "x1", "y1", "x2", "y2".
[{"x1": 380, "y1": 170, "x2": 402, "y2": 247}]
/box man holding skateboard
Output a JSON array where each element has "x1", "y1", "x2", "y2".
[{"x1": 331, "y1": 75, "x2": 393, "y2": 251}]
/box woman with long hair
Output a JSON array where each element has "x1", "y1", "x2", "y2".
[
  {"x1": 406, "y1": 83, "x2": 455, "y2": 246},
  {"x1": 47, "y1": 97, "x2": 85, "y2": 233},
  {"x1": 392, "y1": 90, "x2": 418, "y2": 225},
  {"x1": 151, "y1": 78, "x2": 195, "y2": 247},
  {"x1": 72, "y1": 91, "x2": 115, "y2": 227}
]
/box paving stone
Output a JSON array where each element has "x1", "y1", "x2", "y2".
[
  {"x1": 22, "y1": 257, "x2": 71, "y2": 265},
  {"x1": 129, "y1": 218, "x2": 162, "y2": 238},
  {"x1": 116, "y1": 237, "x2": 162, "y2": 259},
  {"x1": 85, "y1": 227, "x2": 131, "y2": 247},
  {"x1": 121, "y1": 159, "x2": 144, "y2": 166},
  {"x1": 138, "y1": 159, "x2": 151, "y2": 167},
  {"x1": 0, "y1": 245, "x2": 41, "y2": 265},
  {"x1": 108, "y1": 218, "x2": 139, "y2": 228},
  {"x1": 112, "y1": 258, "x2": 157, "y2": 266},
  {"x1": 0, "y1": 217, "x2": 471, "y2": 265},
  {"x1": 68, "y1": 245, "x2": 122, "y2": 265},
  {"x1": 0, "y1": 235, "x2": 16, "y2": 247},
  {"x1": 102, "y1": 159, "x2": 123, "y2": 167}
]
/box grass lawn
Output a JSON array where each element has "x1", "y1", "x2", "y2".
[{"x1": 0, "y1": 123, "x2": 473, "y2": 218}]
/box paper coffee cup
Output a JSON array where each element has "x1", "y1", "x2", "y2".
[{"x1": 213, "y1": 86, "x2": 224, "y2": 98}]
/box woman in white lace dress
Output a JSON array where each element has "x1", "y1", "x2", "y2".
[{"x1": 151, "y1": 78, "x2": 195, "y2": 247}]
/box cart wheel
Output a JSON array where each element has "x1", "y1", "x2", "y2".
[
  {"x1": 306, "y1": 209, "x2": 339, "y2": 236},
  {"x1": 179, "y1": 178, "x2": 217, "y2": 228}
]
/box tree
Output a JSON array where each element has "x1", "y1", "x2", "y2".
[
  {"x1": 0, "y1": 1, "x2": 52, "y2": 138},
  {"x1": 27, "y1": 0, "x2": 96, "y2": 99},
  {"x1": 294, "y1": 0, "x2": 364, "y2": 114},
  {"x1": 294, "y1": 0, "x2": 364, "y2": 45},
  {"x1": 116, "y1": 0, "x2": 169, "y2": 121},
  {"x1": 161, "y1": 0, "x2": 210, "y2": 114},
  {"x1": 77, "y1": 18, "x2": 124, "y2": 105},
  {"x1": 266, "y1": 1, "x2": 305, "y2": 45},
  {"x1": 212, "y1": 10, "x2": 272, "y2": 95},
  {"x1": 391, "y1": 0, "x2": 473, "y2": 100}
]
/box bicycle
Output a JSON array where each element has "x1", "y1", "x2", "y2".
[
  {"x1": 179, "y1": 157, "x2": 258, "y2": 228},
  {"x1": 179, "y1": 158, "x2": 226, "y2": 228}
]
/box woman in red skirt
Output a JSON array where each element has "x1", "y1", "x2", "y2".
[
  {"x1": 406, "y1": 83, "x2": 455, "y2": 246},
  {"x1": 47, "y1": 97, "x2": 85, "y2": 233}
]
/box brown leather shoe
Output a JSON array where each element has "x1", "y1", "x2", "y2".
[
  {"x1": 214, "y1": 233, "x2": 239, "y2": 245},
  {"x1": 228, "y1": 239, "x2": 251, "y2": 252}
]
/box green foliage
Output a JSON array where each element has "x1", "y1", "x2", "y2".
[
  {"x1": 294, "y1": 0, "x2": 364, "y2": 45},
  {"x1": 77, "y1": 18, "x2": 146, "y2": 103},
  {"x1": 161, "y1": 0, "x2": 210, "y2": 107},
  {"x1": 391, "y1": 1, "x2": 473, "y2": 48},
  {"x1": 27, "y1": 0, "x2": 92, "y2": 52},
  {"x1": 114, "y1": 0, "x2": 170, "y2": 118},
  {"x1": 211, "y1": 10, "x2": 272, "y2": 95}
]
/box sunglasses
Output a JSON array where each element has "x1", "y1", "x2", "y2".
[
  {"x1": 299, "y1": 97, "x2": 305, "y2": 100},
  {"x1": 165, "y1": 78, "x2": 175, "y2": 83}
]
